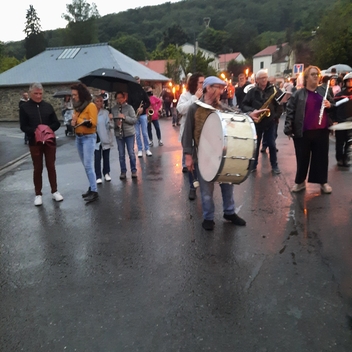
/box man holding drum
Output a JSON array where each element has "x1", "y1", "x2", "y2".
[{"x1": 182, "y1": 76, "x2": 263, "y2": 231}]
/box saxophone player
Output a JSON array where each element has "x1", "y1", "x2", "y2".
[{"x1": 242, "y1": 69, "x2": 283, "y2": 174}]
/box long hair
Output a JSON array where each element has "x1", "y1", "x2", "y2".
[
  {"x1": 303, "y1": 66, "x2": 320, "y2": 87},
  {"x1": 70, "y1": 83, "x2": 91, "y2": 102},
  {"x1": 188, "y1": 72, "x2": 204, "y2": 95}
]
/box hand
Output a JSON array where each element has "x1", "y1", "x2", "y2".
[
  {"x1": 195, "y1": 88, "x2": 203, "y2": 99},
  {"x1": 137, "y1": 107, "x2": 143, "y2": 115},
  {"x1": 185, "y1": 154, "x2": 194, "y2": 172},
  {"x1": 248, "y1": 109, "x2": 269, "y2": 122},
  {"x1": 118, "y1": 113, "x2": 125, "y2": 120},
  {"x1": 323, "y1": 99, "x2": 331, "y2": 108},
  {"x1": 82, "y1": 120, "x2": 92, "y2": 128},
  {"x1": 108, "y1": 113, "x2": 113, "y2": 120}
]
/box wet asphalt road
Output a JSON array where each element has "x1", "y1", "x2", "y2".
[{"x1": 0, "y1": 118, "x2": 352, "y2": 351}]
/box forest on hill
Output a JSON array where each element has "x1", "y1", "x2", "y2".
[{"x1": 1, "y1": 0, "x2": 352, "y2": 75}]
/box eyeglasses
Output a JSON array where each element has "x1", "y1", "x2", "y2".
[
  {"x1": 198, "y1": 81, "x2": 204, "y2": 84},
  {"x1": 258, "y1": 76, "x2": 268, "y2": 80},
  {"x1": 310, "y1": 72, "x2": 319, "y2": 77},
  {"x1": 211, "y1": 84, "x2": 225, "y2": 90}
]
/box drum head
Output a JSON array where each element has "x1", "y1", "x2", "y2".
[{"x1": 198, "y1": 112, "x2": 224, "y2": 182}]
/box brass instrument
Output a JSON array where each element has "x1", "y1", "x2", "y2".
[
  {"x1": 255, "y1": 86, "x2": 277, "y2": 124},
  {"x1": 136, "y1": 101, "x2": 143, "y2": 117},
  {"x1": 147, "y1": 109, "x2": 154, "y2": 123}
]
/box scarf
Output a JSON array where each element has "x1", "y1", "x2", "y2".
[{"x1": 73, "y1": 100, "x2": 90, "y2": 113}]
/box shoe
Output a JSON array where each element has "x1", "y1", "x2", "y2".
[
  {"x1": 182, "y1": 166, "x2": 188, "y2": 173},
  {"x1": 188, "y1": 189, "x2": 196, "y2": 200},
  {"x1": 223, "y1": 213, "x2": 246, "y2": 226},
  {"x1": 172, "y1": 124, "x2": 176, "y2": 127},
  {"x1": 343, "y1": 161, "x2": 350, "y2": 167},
  {"x1": 34, "y1": 195, "x2": 42, "y2": 206},
  {"x1": 138, "y1": 150, "x2": 143, "y2": 157},
  {"x1": 132, "y1": 172, "x2": 137, "y2": 178},
  {"x1": 260, "y1": 147, "x2": 267, "y2": 153},
  {"x1": 202, "y1": 219, "x2": 215, "y2": 231},
  {"x1": 320, "y1": 183, "x2": 332, "y2": 194},
  {"x1": 52, "y1": 191, "x2": 63, "y2": 202},
  {"x1": 291, "y1": 182, "x2": 306, "y2": 192},
  {"x1": 337, "y1": 160, "x2": 344, "y2": 166},
  {"x1": 158, "y1": 140, "x2": 163, "y2": 146},
  {"x1": 82, "y1": 187, "x2": 91, "y2": 198},
  {"x1": 104, "y1": 174, "x2": 111, "y2": 182},
  {"x1": 251, "y1": 167, "x2": 257, "y2": 173},
  {"x1": 120, "y1": 173, "x2": 126, "y2": 180},
  {"x1": 84, "y1": 191, "x2": 99, "y2": 203},
  {"x1": 146, "y1": 150, "x2": 152, "y2": 157},
  {"x1": 272, "y1": 166, "x2": 281, "y2": 174},
  {"x1": 149, "y1": 140, "x2": 154, "y2": 147},
  {"x1": 96, "y1": 178, "x2": 103, "y2": 184}
]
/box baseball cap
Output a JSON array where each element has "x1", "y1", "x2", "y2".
[{"x1": 203, "y1": 76, "x2": 226, "y2": 89}]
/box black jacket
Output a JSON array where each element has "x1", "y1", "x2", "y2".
[
  {"x1": 20, "y1": 99, "x2": 60, "y2": 146},
  {"x1": 241, "y1": 83, "x2": 283, "y2": 129},
  {"x1": 333, "y1": 88, "x2": 352, "y2": 123},
  {"x1": 284, "y1": 86, "x2": 334, "y2": 138}
]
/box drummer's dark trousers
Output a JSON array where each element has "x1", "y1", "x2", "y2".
[
  {"x1": 335, "y1": 130, "x2": 350, "y2": 162},
  {"x1": 29, "y1": 143, "x2": 58, "y2": 195},
  {"x1": 293, "y1": 129, "x2": 329, "y2": 184}
]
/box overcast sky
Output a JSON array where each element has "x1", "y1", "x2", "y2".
[{"x1": 2, "y1": 0, "x2": 181, "y2": 43}]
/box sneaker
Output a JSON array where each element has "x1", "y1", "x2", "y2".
[
  {"x1": 260, "y1": 147, "x2": 267, "y2": 153},
  {"x1": 172, "y1": 124, "x2": 176, "y2": 127},
  {"x1": 337, "y1": 160, "x2": 344, "y2": 166},
  {"x1": 34, "y1": 195, "x2": 42, "y2": 206},
  {"x1": 96, "y1": 178, "x2": 103, "y2": 184},
  {"x1": 82, "y1": 187, "x2": 91, "y2": 198},
  {"x1": 272, "y1": 166, "x2": 281, "y2": 174},
  {"x1": 188, "y1": 189, "x2": 196, "y2": 200},
  {"x1": 120, "y1": 173, "x2": 126, "y2": 180},
  {"x1": 158, "y1": 140, "x2": 163, "y2": 146},
  {"x1": 52, "y1": 191, "x2": 63, "y2": 202},
  {"x1": 104, "y1": 174, "x2": 111, "y2": 182},
  {"x1": 291, "y1": 182, "x2": 306, "y2": 192},
  {"x1": 84, "y1": 191, "x2": 99, "y2": 203},
  {"x1": 132, "y1": 172, "x2": 137, "y2": 178},
  {"x1": 149, "y1": 140, "x2": 154, "y2": 147},
  {"x1": 202, "y1": 219, "x2": 215, "y2": 231},
  {"x1": 137, "y1": 150, "x2": 143, "y2": 157},
  {"x1": 223, "y1": 213, "x2": 246, "y2": 226},
  {"x1": 146, "y1": 150, "x2": 152, "y2": 157},
  {"x1": 320, "y1": 183, "x2": 332, "y2": 194}
]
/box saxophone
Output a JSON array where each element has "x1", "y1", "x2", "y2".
[{"x1": 255, "y1": 86, "x2": 277, "y2": 124}]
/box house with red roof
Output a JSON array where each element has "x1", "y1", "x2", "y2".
[
  {"x1": 218, "y1": 52, "x2": 246, "y2": 71},
  {"x1": 253, "y1": 43, "x2": 295, "y2": 78},
  {"x1": 139, "y1": 59, "x2": 186, "y2": 82}
]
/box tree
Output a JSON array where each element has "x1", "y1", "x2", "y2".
[
  {"x1": 62, "y1": 0, "x2": 100, "y2": 45},
  {"x1": 197, "y1": 27, "x2": 229, "y2": 54},
  {"x1": 0, "y1": 56, "x2": 21, "y2": 73},
  {"x1": 24, "y1": 5, "x2": 46, "y2": 59},
  {"x1": 184, "y1": 51, "x2": 217, "y2": 76},
  {"x1": 109, "y1": 35, "x2": 147, "y2": 61},
  {"x1": 162, "y1": 24, "x2": 189, "y2": 49}
]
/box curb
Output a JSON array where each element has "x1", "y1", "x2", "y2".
[{"x1": 0, "y1": 152, "x2": 30, "y2": 172}]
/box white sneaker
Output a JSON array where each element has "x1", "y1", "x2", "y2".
[
  {"x1": 149, "y1": 140, "x2": 154, "y2": 147},
  {"x1": 138, "y1": 150, "x2": 143, "y2": 157},
  {"x1": 96, "y1": 178, "x2": 103, "y2": 184},
  {"x1": 146, "y1": 150, "x2": 152, "y2": 156},
  {"x1": 34, "y1": 195, "x2": 43, "y2": 206},
  {"x1": 158, "y1": 140, "x2": 163, "y2": 146},
  {"x1": 291, "y1": 182, "x2": 306, "y2": 193},
  {"x1": 104, "y1": 174, "x2": 111, "y2": 182},
  {"x1": 52, "y1": 191, "x2": 63, "y2": 202},
  {"x1": 320, "y1": 183, "x2": 332, "y2": 194}
]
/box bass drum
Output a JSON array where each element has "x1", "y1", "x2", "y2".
[{"x1": 197, "y1": 111, "x2": 257, "y2": 184}]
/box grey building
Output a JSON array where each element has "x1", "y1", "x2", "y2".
[{"x1": 0, "y1": 43, "x2": 170, "y2": 121}]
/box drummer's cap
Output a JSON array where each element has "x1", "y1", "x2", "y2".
[{"x1": 203, "y1": 76, "x2": 226, "y2": 89}]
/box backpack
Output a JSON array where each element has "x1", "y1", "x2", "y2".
[{"x1": 35, "y1": 124, "x2": 56, "y2": 145}]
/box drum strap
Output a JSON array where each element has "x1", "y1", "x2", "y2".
[{"x1": 194, "y1": 107, "x2": 213, "y2": 146}]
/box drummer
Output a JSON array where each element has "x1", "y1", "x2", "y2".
[
  {"x1": 182, "y1": 76, "x2": 263, "y2": 231},
  {"x1": 333, "y1": 72, "x2": 352, "y2": 167}
]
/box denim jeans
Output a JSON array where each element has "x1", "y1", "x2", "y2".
[
  {"x1": 197, "y1": 165, "x2": 235, "y2": 220},
  {"x1": 94, "y1": 146, "x2": 110, "y2": 179},
  {"x1": 135, "y1": 114, "x2": 150, "y2": 151},
  {"x1": 254, "y1": 122, "x2": 278, "y2": 168},
  {"x1": 116, "y1": 135, "x2": 137, "y2": 173},
  {"x1": 147, "y1": 120, "x2": 161, "y2": 141},
  {"x1": 76, "y1": 134, "x2": 97, "y2": 192}
]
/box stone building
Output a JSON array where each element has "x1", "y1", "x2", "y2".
[{"x1": 0, "y1": 43, "x2": 169, "y2": 121}]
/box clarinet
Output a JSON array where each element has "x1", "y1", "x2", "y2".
[
  {"x1": 319, "y1": 80, "x2": 330, "y2": 125},
  {"x1": 117, "y1": 105, "x2": 123, "y2": 138}
]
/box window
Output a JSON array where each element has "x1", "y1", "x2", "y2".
[
  {"x1": 260, "y1": 61, "x2": 264, "y2": 69},
  {"x1": 58, "y1": 48, "x2": 80, "y2": 59}
]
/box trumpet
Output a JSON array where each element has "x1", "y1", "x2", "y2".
[
  {"x1": 136, "y1": 101, "x2": 143, "y2": 117},
  {"x1": 147, "y1": 109, "x2": 154, "y2": 123}
]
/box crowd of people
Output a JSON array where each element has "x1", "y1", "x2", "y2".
[{"x1": 19, "y1": 67, "x2": 352, "y2": 231}]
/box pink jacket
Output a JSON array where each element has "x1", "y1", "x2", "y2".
[{"x1": 149, "y1": 95, "x2": 162, "y2": 120}]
